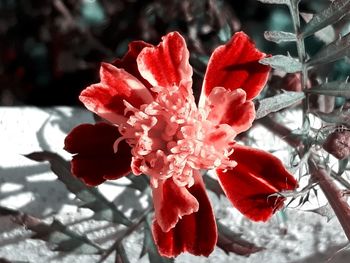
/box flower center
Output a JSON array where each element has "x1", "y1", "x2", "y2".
[{"x1": 115, "y1": 82, "x2": 237, "y2": 188}]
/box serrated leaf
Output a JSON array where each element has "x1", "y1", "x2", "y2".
[
  {"x1": 296, "y1": 195, "x2": 306, "y2": 208},
  {"x1": 255, "y1": 92, "x2": 305, "y2": 119},
  {"x1": 316, "y1": 111, "x2": 350, "y2": 127},
  {"x1": 7, "y1": 207, "x2": 102, "y2": 254},
  {"x1": 306, "y1": 203, "x2": 335, "y2": 222},
  {"x1": 301, "y1": 0, "x2": 350, "y2": 38},
  {"x1": 25, "y1": 151, "x2": 131, "y2": 226},
  {"x1": 300, "y1": 12, "x2": 336, "y2": 44},
  {"x1": 33, "y1": 220, "x2": 102, "y2": 254},
  {"x1": 264, "y1": 31, "x2": 296, "y2": 43},
  {"x1": 305, "y1": 81, "x2": 350, "y2": 98},
  {"x1": 257, "y1": 0, "x2": 289, "y2": 4},
  {"x1": 141, "y1": 215, "x2": 174, "y2": 263},
  {"x1": 307, "y1": 32, "x2": 350, "y2": 66},
  {"x1": 315, "y1": 25, "x2": 336, "y2": 45},
  {"x1": 312, "y1": 187, "x2": 318, "y2": 200},
  {"x1": 302, "y1": 114, "x2": 311, "y2": 132},
  {"x1": 260, "y1": 55, "x2": 302, "y2": 73},
  {"x1": 217, "y1": 221, "x2": 264, "y2": 256},
  {"x1": 25, "y1": 152, "x2": 94, "y2": 201}
]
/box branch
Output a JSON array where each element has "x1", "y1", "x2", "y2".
[
  {"x1": 308, "y1": 156, "x2": 350, "y2": 241},
  {"x1": 257, "y1": 116, "x2": 350, "y2": 189}
]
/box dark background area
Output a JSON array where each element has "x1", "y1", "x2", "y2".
[{"x1": 0, "y1": 0, "x2": 343, "y2": 106}]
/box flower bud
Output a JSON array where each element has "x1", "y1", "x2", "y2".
[{"x1": 323, "y1": 130, "x2": 350, "y2": 160}]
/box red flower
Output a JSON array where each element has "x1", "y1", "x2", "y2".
[{"x1": 64, "y1": 32, "x2": 297, "y2": 257}]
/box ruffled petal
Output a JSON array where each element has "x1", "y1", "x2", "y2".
[
  {"x1": 201, "y1": 31, "x2": 270, "y2": 104},
  {"x1": 79, "y1": 63, "x2": 154, "y2": 125},
  {"x1": 205, "y1": 87, "x2": 256, "y2": 134},
  {"x1": 216, "y1": 144, "x2": 297, "y2": 222},
  {"x1": 152, "y1": 173, "x2": 217, "y2": 257},
  {"x1": 137, "y1": 31, "x2": 193, "y2": 88},
  {"x1": 64, "y1": 123, "x2": 132, "y2": 186},
  {"x1": 113, "y1": 41, "x2": 153, "y2": 90},
  {"x1": 152, "y1": 177, "x2": 199, "y2": 233}
]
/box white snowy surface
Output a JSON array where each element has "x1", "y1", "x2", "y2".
[{"x1": 0, "y1": 107, "x2": 349, "y2": 263}]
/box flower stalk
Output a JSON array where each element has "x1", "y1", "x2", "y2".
[{"x1": 288, "y1": 0, "x2": 310, "y2": 121}]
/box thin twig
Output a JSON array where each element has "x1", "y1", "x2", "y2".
[{"x1": 98, "y1": 207, "x2": 153, "y2": 263}]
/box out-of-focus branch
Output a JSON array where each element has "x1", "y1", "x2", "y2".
[
  {"x1": 53, "y1": 0, "x2": 114, "y2": 58},
  {"x1": 308, "y1": 157, "x2": 350, "y2": 242}
]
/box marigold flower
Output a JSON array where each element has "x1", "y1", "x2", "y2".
[{"x1": 64, "y1": 31, "x2": 297, "y2": 257}]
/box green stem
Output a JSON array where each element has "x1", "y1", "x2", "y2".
[{"x1": 288, "y1": 0, "x2": 309, "y2": 124}]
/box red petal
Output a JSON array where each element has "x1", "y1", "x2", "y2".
[
  {"x1": 113, "y1": 41, "x2": 153, "y2": 90},
  {"x1": 202, "y1": 31, "x2": 270, "y2": 101},
  {"x1": 137, "y1": 31, "x2": 192, "y2": 88},
  {"x1": 205, "y1": 87, "x2": 256, "y2": 134},
  {"x1": 64, "y1": 123, "x2": 132, "y2": 186},
  {"x1": 152, "y1": 174, "x2": 217, "y2": 257},
  {"x1": 79, "y1": 63, "x2": 153, "y2": 125},
  {"x1": 216, "y1": 144, "x2": 297, "y2": 222},
  {"x1": 152, "y1": 178, "x2": 199, "y2": 233},
  {"x1": 226, "y1": 100, "x2": 255, "y2": 134}
]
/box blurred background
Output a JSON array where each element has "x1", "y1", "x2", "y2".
[{"x1": 0, "y1": 0, "x2": 347, "y2": 106}]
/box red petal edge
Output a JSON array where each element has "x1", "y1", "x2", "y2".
[
  {"x1": 152, "y1": 177, "x2": 199, "y2": 233},
  {"x1": 205, "y1": 87, "x2": 256, "y2": 134},
  {"x1": 202, "y1": 31, "x2": 270, "y2": 101},
  {"x1": 79, "y1": 63, "x2": 153, "y2": 125},
  {"x1": 137, "y1": 31, "x2": 193, "y2": 88},
  {"x1": 64, "y1": 122, "x2": 132, "y2": 186},
  {"x1": 216, "y1": 144, "x2": 297, "y2": 222},
  {"x1": 113, "y1": 40, "x2": 153, "y2": 90},
  {"x1": 152, "y1": 173, "x2": 217, "y2": 257}
]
